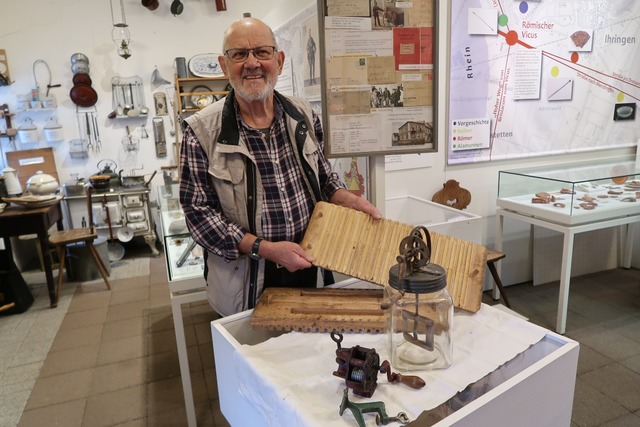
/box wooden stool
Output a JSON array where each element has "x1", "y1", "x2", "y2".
[{"x1": 486, "y1": 249, "x2": 510, "y2": 308}]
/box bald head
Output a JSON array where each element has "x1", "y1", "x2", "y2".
[{"x1": 222, "y1": 18, "x2": 278, "y2": 52}]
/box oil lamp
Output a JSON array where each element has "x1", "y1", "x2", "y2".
[{"x1": 110, "y1": 0, "x2": 131, "y2": 59}]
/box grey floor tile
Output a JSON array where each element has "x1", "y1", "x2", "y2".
[
  {"x1": 24, "y1": 369, "x2": 93, "y2": 410},
  {"x1": 90, "y1": 357, "x2": 147, "y2": 395},
  {"x1": 82, "y1": 384, "x2": 145, "y2": 427},
  {"x1": 49, "y1": 323, "x2": 103, "y2": 352},
  {"x1": 18, "y1": 399, "x2": 86, "y2": 427},
  {"x1": 570, "y1": 328, "x2": 640, "y2": 361},
  {"x1": 96, "y1": 335, "x2": 147, "y2": 366},
  {"x1": 580, "y1": 363, "x2": 640, "y2": 411},
  {"x1": 571, "y1": 378, "x2": 630, "y2": 427},
  {"x1": 576, "y1": 345, "x2": 615, "y2": 375},
  {"x1": 621, "y1": 354, "x2": 640, "y2": 376},
  {"x1": 600, "y1": 412, "x2": 640, "y2": 427},
  {"x1": 38, "y1": 344, "x2": 99, "y2": 378}
]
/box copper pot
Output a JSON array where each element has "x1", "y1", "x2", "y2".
[
  {"x1": 89, "y1": 175, "x2": 111, "y2": 191},
  {"x1": 141, "y1": 0, "x2": 159, "y2": 11}
]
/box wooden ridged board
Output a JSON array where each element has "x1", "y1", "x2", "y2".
[
  {"x1": 300, "y1": 202, "x2": 486, "y2": 312},
  {"x1": 251, "y1": 288, "x2": 386, "y2": 333}
]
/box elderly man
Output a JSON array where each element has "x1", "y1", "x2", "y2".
[{"x1": 179, "y1": 17, "x2": 380, "y2": 316}]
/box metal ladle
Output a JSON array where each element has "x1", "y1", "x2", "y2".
[{"x1": 127, "y1": 84, "x2": 140, "y2": 117}]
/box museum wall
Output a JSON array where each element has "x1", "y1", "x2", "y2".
[{"x1": 1, "y1": 0, "x2": 637, "y2": 286}]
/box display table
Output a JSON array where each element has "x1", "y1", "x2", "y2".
[
  {"x1": 495, "y1": 208, "x2": 639, "y2": 334},
  {"x1": 211, "y1": 288, "x2": 579, "y2": 427},
  {"x1": 496, "y1": 157, "x2": 640, "y2": 334}
]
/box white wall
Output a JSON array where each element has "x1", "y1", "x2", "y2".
[
  {"x1": 0, "y1": 0, "x2": 315, "y2": 181},
  {"x1": 1, "y1": 0, "x2": 637, "y2": 285}
]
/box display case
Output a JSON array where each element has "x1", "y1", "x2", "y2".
[
  {"x1": 157, "y1": 183, "x2": 205, "y2": 281},
  {"x1": 497, "y1": 156, "x2": 640, "y2": 225},
  {"x1": 386, "y1": 195, "x2": 482, "y2": 243},
  {"x1": 157, "y1": 183, "x2": 208, "y2": 427}
]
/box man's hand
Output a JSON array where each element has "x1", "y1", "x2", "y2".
[
  {"x1": 261, "y1": 240, "x2": 314, "y2": 272},
  {"x1": 329, "y1": 188, "x2": 382, "y2": 220}
]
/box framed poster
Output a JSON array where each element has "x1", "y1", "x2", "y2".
[
  {"x1": 447, "y1": 1, "x2": 640, "y2": 165},
  {"x1": 319, "y1": 0, "x2": 439, "y2": 158}
]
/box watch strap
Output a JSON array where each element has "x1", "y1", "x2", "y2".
[{"x1": 250, "y1": 237, "x2": 263, "y2": 260}]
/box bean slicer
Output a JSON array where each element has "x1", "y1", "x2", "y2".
[{"x1": 331, "y1": 331, "x2": 425, "y2": 398}]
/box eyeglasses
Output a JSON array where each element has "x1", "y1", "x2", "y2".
[{"x1": 224, "y1": 46, "x2": 278, "y2": 63}]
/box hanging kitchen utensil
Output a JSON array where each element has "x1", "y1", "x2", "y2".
[
  {"x1": 70, "y1": 83, "x2": 98, "y2": 107},
  {"x1": 141, "y1": 0, "x2": 160, "y2": 11},
  {"x1": 43, "y1": 117, "x2": 64, "y2": 142},
  {"x1": 170, "y1": 0, "x2": 184, "y2": 16},
  {"x1": 33, "y1": 60, "x2": 60, "y2": 98},
  {"x1": 152, "y1": 117, "x2": 167, "y2": 157},
  {"x1": 17, "y1": 117, "x2": 39, "y2": 144},
  {"x1": 103, "y1": 195, "x2": 125, "y2": 261},
  {"x1": 151, "y1": 66, "x2": 171, "y2": 89},
  {"x1": 92, "y1": 112, "x2": 102, "y2": 152},
  {"x1": 122, "y1": 125, "x2": 139, "y2": 151}
]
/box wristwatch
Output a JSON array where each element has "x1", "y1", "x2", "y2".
[{"x1": 250, "y1": 237, "x2": 263, "y2": 260}]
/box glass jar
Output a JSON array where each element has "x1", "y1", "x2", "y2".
[{"x1": 386, "y1": 257, "x2": 453, "y2": 371}]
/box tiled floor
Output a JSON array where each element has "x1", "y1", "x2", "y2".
[{"x1": 3, "y1": 256, "x2": 640, "y2": 426}]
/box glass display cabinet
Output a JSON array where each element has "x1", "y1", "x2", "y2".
[
  {"x1": 497, "y1": 156, "x2": 640, "y2": 225},
  {"x1": 157, "y1": 183, "x2": 205, "y2": 281},
  {"x1": 157, "y1": 183, "x2": 207, "y2": 427},
  {"x1": 496, "y1": 155, "x2": 640, "y2": 334}
]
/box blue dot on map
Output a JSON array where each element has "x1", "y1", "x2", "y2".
[{"x1": 519, "y1": 2, "x2": 528, "y2": 13}]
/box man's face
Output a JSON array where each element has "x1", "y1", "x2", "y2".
[{"x1": 219, "y1": 22, "x2": 284, "y2": 102}]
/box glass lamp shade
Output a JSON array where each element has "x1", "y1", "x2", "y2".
[{"x1": 112, "y1": 24, "x2": 131, "y2": 59}]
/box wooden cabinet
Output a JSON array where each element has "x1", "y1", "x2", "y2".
[
  {"x1": 172, "y1": 75, "x2": 230, "y2": 161},
  {"x1": 174, "y1": 75, "x2": 229, "y2": 114}
]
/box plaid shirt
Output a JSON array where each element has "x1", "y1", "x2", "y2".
[{"x1": 180, "y1": 97, "x2": 343, "y2": 260}]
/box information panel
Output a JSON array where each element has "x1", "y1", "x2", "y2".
[
  {"x1": 448, "y1": 0, "x2": 640, "y2": 165},
  {"x1": 320, "y1": 0, "x2": 439, "y2": 157}
]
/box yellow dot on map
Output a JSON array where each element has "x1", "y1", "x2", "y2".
[
  {"x1": 617, "y1": 92, "x2": 625, "y2": 102},
  {"x1": 551, "y1": 67, "x2": 559, "y2": 77}
]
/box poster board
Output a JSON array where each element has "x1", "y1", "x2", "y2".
[
  {"x1": 319, "y1": 0, "x2": 439, "y2": 158},
  {"x1": 274, "y1": 3, "x2": 370, "y2": 199},
  {"x1": 447, "y1": 0, "x2": 640, "y2": 165}
]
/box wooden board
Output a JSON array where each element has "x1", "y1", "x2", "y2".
[
  {"x1": 300, "y1": 202, "x2": 486, "y2": 312},
  {"x1": 0, "y1": 49, "x2": 10, "y2": 82},
  {"x1": 6, "y1": 147, "x2": 59, "y2": 192},
  {"x1": 251, "y1": 288, "x2": 386, "y2": 333}
]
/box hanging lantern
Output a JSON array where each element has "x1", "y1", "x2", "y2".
[{"x1": 110, "y1": 0, "x2": 131, "y2": 59}]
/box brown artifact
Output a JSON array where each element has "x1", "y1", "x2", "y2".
[
  {"x1": 300, "y1": 202, "x2": 486, "y2": 312},
  {"x1": 251, "y1": 288, "x2": 386, "y2": 333},
  {"x1": 432, "y1": 179, "x2": 471, "y2": 210}
]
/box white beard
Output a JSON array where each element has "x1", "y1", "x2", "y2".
[{"x1": 231, "y1": 71, "x2": 277, "y2": 101}]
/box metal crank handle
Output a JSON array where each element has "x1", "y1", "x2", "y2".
[{"x1": 376, "y1": 412, "x2": 410, "y2": 426}]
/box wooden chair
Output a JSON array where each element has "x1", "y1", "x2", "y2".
[
  {"x1": 431, "y1": 181, "x2": 511, "y2": 307},
  {"x1": 486, "y1": 248, "x2": 511, "y2": 308},
  {"x1": 49, "y1": 184, "x2": 111, "y2": 306}
]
